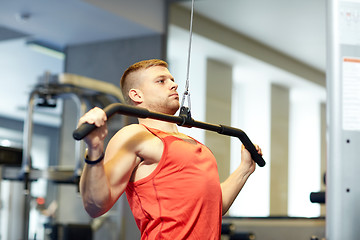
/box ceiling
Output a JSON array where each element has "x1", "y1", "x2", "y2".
[
  {"x1": 0, "y1": 0, "x2": 326, "y2": 71},
  {"x1": 179, "y1": 0, "x2": 326, "y2": 73}
]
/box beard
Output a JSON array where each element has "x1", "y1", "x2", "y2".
[{"x1": 146, "y1": 99, "x2": 180, "y2": 115}]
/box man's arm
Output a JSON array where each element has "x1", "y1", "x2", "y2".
[
  {"x1": 78, "y1": 108, "x2": 142, "y2": 218},
  {"x1": 220, "y1": 144, "x2": 261, "y2": 215}
]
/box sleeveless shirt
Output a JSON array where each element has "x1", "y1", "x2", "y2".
[{"x1": 125, "y1": 126, "x2": 222, "y2": 240}]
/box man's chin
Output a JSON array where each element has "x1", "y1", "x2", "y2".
[{"x1": 168, "y1": 104, "x2": 180, "y2": 115}]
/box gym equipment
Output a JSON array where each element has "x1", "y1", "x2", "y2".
[
  {"x1": 73, "y1": 103, "x2": 266, "y2": 167},
  {"x1": 221, "y1": 223, "x2": 255, "y2": 240},
  {"x1": 44, "y1": 223, "x2": 93, "y2": 240},
  {"x1": 0, "y1": 145, "x2": 22, "y2": 166},
  {"x1": 310, "y1": 192, "x2": 325, "y2": 204},
  {"x1": 5, "y1": 72, "x2": 124, "y2": 240},
  {"x1": 327, "y1": 0, "x2": 360, "y2": 238}
]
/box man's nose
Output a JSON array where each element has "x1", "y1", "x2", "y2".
[{"x1": 170, "y1": 81, "x2": 178, "y2": 90}]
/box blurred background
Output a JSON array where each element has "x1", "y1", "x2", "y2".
[{"x1": 0, "y1": 0, "x2": 327, "y2": 239}]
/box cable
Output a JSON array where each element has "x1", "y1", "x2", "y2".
[{"x1": 180, "y1": 0, "x2": 195, "y2": 115}]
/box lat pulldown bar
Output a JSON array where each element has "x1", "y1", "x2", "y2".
[{"x1": 73, "y1": 103, "x2": 265, "y2": 167}]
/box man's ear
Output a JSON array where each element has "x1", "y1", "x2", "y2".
[{"x1": 129, "y1": 88, "x2": 143, "y2": 104}]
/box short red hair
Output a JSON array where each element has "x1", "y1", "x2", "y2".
[{"x1": 120, "y1": 59, "x2": 168, "y2": 104}]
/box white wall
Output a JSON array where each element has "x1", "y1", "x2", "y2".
[
  {"x1": 0, "y1": 38, "x2": 64, "y2": 126},
  {"x1": 288, "y1": 89, "x2": 322, "y2": 217},
  {"x1": 229, "y1": 77, "x2": 271, "y2": 217}
]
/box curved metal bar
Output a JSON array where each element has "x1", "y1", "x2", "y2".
[
  {"x1": 73, "y1": 103, "x2": 266, "y2": 167},
  {"x1": 21, "y1": 89, "x2": 38, "y2": 240}
]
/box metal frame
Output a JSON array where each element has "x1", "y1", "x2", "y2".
[
  {"x1": 18, "y1": 72, "x2": 124, "y2": 240},
  {"x1": 326, "y1": 0, "x2": 360, "y2": 239}
]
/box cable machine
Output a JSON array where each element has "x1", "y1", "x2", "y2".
[
  {"x1": 327, "y1": 0, "x2": 360, "y2": 239},
  {"x1": 72, "y1": 0, "x2": 264, "y2": 167}
]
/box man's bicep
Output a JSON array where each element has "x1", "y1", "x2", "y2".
[{"x1": 102, "y1": 125, "x2": 145, "y2": 199}]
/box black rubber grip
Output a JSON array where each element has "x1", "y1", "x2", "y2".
[
  {"x1": 310, "y1": 191, "x2": 325, "y2": 204},
  {"x1": 72, "y1": 104, "x2": 150, "y2": 140},
  {"x1": 73, "y1": 122, "x2": 97, "y2": 140},
  {"x1": 219, "y1": 125, "x2": 266, "y2": 167}
]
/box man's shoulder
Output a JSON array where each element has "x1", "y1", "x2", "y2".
[
  {"x1": 115, "y1": 123, "x2": 147, "y2": 137},
  {"x1": 112, "y1": 123, "x2": 155, "y2": 143},
  {"x1": 107, "y1": 124, "x2": 150, "y2": 151}
]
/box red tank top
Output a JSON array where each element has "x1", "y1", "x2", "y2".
[{"x1": 125, "y1": 126, "x2": 222, "y2": 240}]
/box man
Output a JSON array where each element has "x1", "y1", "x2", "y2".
[{"x1": 79, "y1": 59, "x2": 261, "y2": 239}]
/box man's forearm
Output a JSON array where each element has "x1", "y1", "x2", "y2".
[
  {"x1": 80, "y1": 163, "x2": 112, "y2": 218},
  {"x1": 220, "y1": 165, "x2": 252, "y2": 215}
]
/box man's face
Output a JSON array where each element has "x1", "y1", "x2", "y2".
[{"x1": 135, "y1": 66, "x2": 180, "y2": 114}]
